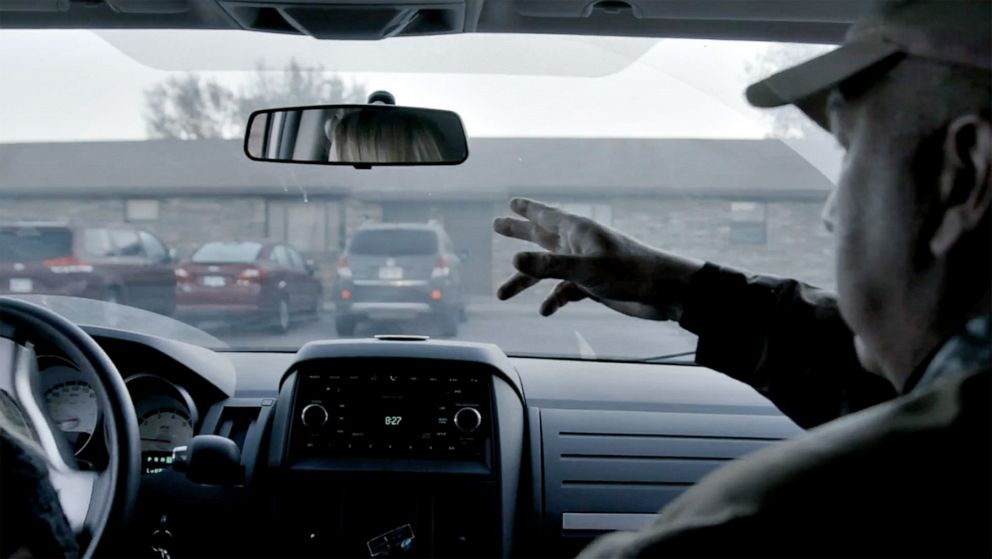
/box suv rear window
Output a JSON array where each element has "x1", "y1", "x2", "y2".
[
  {"x1": 192, "y1": 242, "x2": 263, "y2": 263},
  {"x1": 0, "y1": 227, "x2": 72, "y2": 262},
  {"x1": 349, "y1": 230, "x2": 438, "y2": 256}
]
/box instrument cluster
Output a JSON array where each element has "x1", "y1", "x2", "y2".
[{"x1": 38, "y1": 355, "x2": 197, "y2": 474}]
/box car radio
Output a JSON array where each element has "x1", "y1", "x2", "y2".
[{"x1": 290, "y1": 365, "x2": 491, "y2": 461}]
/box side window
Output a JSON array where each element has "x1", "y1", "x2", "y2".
[
  {"x1": 271, "y1": 246, "x2": 291, "y2": 268},
  {"x1": 81, "y1": 228, "x2": 114, "y2": 257},
  {"x1": 138, "y1": 231, "x2": 168, "y2": 262},
  {"x1": 729, "y1": 201, "x2": 768, "y2": 245},
  {"x1": 109, "y1": 229, "x2": 143, "y2": 257},
  {"x1": 286, "y1": 247, "x2": 307, "y2": 272}
]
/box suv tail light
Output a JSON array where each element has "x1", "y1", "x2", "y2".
[
  {"x1": 336, "y1": 257, "x2": 352, "y2": 280},
  {"x1": 43, "y1": 257, "x2": 93, "y2": 274},
  {"x1": 431, "y1": 255, "x2": 451, "y2": 279}
]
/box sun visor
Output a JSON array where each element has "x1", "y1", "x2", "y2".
[
  {"x1": 93, "y1": 29, "x2": 657, "y2": 76},
  {"x1": 106, "y1": 0, "x2": 191, "y2": 14},
  {"x1": 0, "y1": 0, "x2": 69, "y2": 11},
  {"x1": 514, "y1": 0, "x2": 861, "y2": 21}
]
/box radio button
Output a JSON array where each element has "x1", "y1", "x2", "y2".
[
  {"x1": 301, "y1": 404, "x2": 329, "y2": 428},
  {"x1": 454, "y1": 407, "x2": 482, "y2": 433}
]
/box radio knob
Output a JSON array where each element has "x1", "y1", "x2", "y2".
[
  {"x1": 301, "y1": 403, "x2": 329, "y2": 428},
  {"x1": 453, "y1": 407, "x2": 482, "y2": 433}
]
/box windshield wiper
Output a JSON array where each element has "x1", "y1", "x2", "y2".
[{"x1": 639, "y1": 350, "x2": 696, "y2": 363}]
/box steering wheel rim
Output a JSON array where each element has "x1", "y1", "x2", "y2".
[{"x1": 0, "y1": 296, "x2": 140, "y2": 558}]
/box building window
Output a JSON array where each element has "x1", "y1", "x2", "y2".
[
  {"x1": 126, "y1": 199, "x2": 159, "y2": 221},
  {"x1": 730, "y1": 201, "x2": 767, "y2": 244}
]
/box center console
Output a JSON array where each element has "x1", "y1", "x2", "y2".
[{"x1": 266, "y1": 339, "x2": 526, "y2": 558}]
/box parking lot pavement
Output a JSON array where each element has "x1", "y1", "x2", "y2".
[{"x1": 206, "y1": 299, "x2": 698, "y2": 361}]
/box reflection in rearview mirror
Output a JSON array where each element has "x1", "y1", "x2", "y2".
[{"x1": 244, "y1": 105, "x2": 469, "y2": 168}]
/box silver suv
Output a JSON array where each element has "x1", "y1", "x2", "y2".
[{"x1": 332, "y1": 222, "x2": 467, "y2": 337}]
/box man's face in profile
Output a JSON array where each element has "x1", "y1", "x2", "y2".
[{"x1": 826, "y1": 63, "x2": 926, "y2": 378}]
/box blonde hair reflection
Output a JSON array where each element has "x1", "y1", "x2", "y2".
[{"x1": 330, "y1": 109, "x2": 444, "y2": 163}]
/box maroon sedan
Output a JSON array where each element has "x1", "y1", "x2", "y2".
[
  {"x1": 0, "y1": 222, "x2": 176, "y2": 316},
  {"x1": 175, "y1": 240, "x2": 323, "y2": 332}
]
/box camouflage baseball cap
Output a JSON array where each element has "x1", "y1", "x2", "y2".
[{"x1": 746, "y1": 0, "x2": 992, "y2": 130}]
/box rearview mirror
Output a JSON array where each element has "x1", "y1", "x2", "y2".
[{"x1": 244, "y1": 104, "x2": 469, "y2": 169}]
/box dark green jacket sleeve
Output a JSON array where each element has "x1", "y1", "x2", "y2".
[
  {"x1": 677, "y1": 263, "x2": 896, "y2": 428},
  {"x1": 0, "y1": 428, "x2": 80, "y2": 559}
]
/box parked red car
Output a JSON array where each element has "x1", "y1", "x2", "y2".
[
  {"x1": 175, "y1": 240, "x2": 323, "y2": 332},
  {"x1": 0, "y1": 222, "x2": 176, "y2": 315}
]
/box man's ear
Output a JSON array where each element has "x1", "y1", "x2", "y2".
[{"x1": 930, "y1": 114, "x2": 992, "y2": 257}]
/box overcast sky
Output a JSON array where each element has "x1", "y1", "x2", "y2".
[{"x1": 0, "y1": 30, "x2": 841, "y2": 179}]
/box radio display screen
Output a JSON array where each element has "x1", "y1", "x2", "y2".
[
  {"x1": 294, "y1": 369, "x2": 489, "y2": 459},
  {"x1": 358, "y1": 397, "x2": 422, "y2": 435}
]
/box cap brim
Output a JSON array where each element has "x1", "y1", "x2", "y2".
[{"x1": 745, "y1": 37, "x2": 904, "y2": 130}]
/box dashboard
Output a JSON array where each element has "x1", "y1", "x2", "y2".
[{"x1": 29, "y1": 327, "x2": 800, "y2": 558}]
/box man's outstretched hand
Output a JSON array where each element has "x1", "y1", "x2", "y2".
[{"x1": 493, "y1": 198, "x2": 704, "y2": 321}]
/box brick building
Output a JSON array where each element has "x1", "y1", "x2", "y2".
[{"x1": 0, "y1": 136, "x2": 837, "y2": 298}]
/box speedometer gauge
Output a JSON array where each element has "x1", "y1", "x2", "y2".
[
  {"x1": 138, "y1": 403, "x2": 194, "y2": 475},
  {"x1": 39, "y1": 356, "x2": 100, "y2": 455},
  {"x1": 44, "y1": 381, "x2": 99, "y2": 444},
  {"x1": 126, "y1": 374, "x2": 199, "y2": 475},
  {"x1": 139, "y1": 406, "x2": 194, "y2": 452}
]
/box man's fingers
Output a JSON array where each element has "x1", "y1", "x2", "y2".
[
  {"x1": 496, "y1": 273, "x2": 540, "y2": 300},
  {"x1": 492, "y1": 217, "x2": 532, "y2": 240},
  {"x1": 540, "y1": 281, "x2": 588, "y2": 316},
  {"x1": 493, "y1": 217, "x2": 558, "y2": 249},
  {"x1": 513, "y1": 252, "x2": 592, "y2": 282},
  {"x1": 509, "y1": 198, "x2": 563, "y2": 230}
]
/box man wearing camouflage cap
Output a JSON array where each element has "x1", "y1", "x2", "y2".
[{"x1": 494, "y1": 1, "x2": 991, "y2": 555}]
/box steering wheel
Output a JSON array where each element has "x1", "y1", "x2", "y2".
[{"x1": 0, "y1": 297, "x2": 140, "y2": 558}]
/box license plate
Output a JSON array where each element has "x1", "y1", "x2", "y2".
[
  {"x1": 9, "y1": 278, "x2": 33, "y2": 293},
  {"x1": 202, "y1": 276, "x2": 227, "y2": 288},
  {"x1": 378, "y1": 266, "x2": 404, "y2": 280}
]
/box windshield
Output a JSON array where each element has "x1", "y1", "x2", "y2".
[
  {"x1": 192, "y1": 242, "x2": 263, "y2": 264},
  {"x1": 0, "y1": 30, "x2": 840, "y2": 361},
  {"x1": 350, "y1": 230, "x2": 438, "y2": 256}
]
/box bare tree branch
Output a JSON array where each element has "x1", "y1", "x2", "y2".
[
  {"x1": 144, "y1": 60, "x2": 367, "y2": 140},
  {"x1": 745, "y1": 44, "x2": 832, "y2": 138}
]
